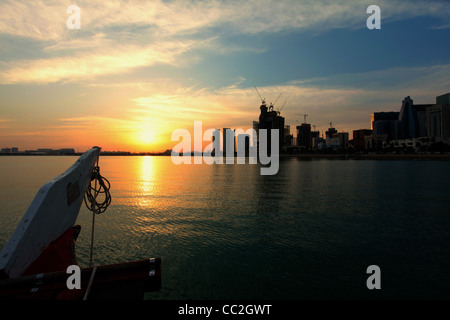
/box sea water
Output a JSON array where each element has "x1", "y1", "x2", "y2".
[{"x1": 1, "y1": 156, "x2": 449, "y2": 299}]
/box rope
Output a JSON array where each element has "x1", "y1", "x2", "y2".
[
  {"x1": 83, "y1": 264, "x2": 97, "y2": 300},
  {"x1": 84, "y1": 164, "x2": 111, "y2": 267},
  {"x1": 84, "y1": 166, "x2": 111, "y2": 214}
]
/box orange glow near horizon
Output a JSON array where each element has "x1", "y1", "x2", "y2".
[
  {"x1": 0, "y1": 64, "x2": 371, "y2": 153},
  {"x1": 0, "y1": 82, "x2": 362, "y2": 154}
]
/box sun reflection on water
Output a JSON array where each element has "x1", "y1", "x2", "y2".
[{"x1": 136, "y1": 156, "x2": 156, "y2": 208}]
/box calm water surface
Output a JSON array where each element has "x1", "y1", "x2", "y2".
[{"x1": 1, "y1": 156, "x2": 450, "y2": 299}]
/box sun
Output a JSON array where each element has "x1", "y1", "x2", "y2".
[{"x1": 140, "y1": 128, "x2": 156, "y2": 145}]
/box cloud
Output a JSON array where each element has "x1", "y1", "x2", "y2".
[
  {"x1": 0, "y1": 39, "x2": 202, "y2": 84},
  {"x1": 2, "y1": 60, "x2": 447, "y2": 151},
  {"x1": 1, "y1": 0, "x2": 449, "y2": 85},
  {"x1": 287, "y1": 63, "x2": 450, "y2": 103},
  {"x1": 127, "y1": 62, "x2": 450, "y2": 136},
  {"x1": 1, "y1": 0, "x2": 449, "y2": 40},
  {"x1": 429, "y1": 23, "x2": 450, "y2": 30},
  {"x1": 0, "y1": 1, "x2": 447, "y2": 46},
  {"x1": 128, "y1": 80, "x2": 364, "y2": 132},
  {"x1": 42, "y1": 33, "x2": 111, "y2": 52},
  {"x1": 0, "y1": 118, "x2": 11, "y2": 129}
]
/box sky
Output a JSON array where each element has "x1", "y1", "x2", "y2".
[{"x1": 1, "y1": 0, "x2": 450, "y2": 153}]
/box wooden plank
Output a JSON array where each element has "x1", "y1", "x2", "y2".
[{"x1": 0, "y1": 147, "x2": 101, "y2": 278}]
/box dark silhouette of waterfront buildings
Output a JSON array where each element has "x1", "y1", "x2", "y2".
[
  {"x1": 250, "y1": 90, "x2": 450, "y2": 155},
  {"x1": 0, "y1": 148, "x2": 75, "y2": 155},
  {"x1": 3, "y1": 92, "x2": 450, "y2": 157}
]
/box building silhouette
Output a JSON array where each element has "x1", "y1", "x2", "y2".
[
  {"x1": 371, "y1": 93, "x2": 450, "y2": 143},
  {"x1": 371, "y1": 112, "x2": 400, "y2": 141},
  {"x1": 398, "y1": 96, "x2": 430, "y2": 139},
  {"x1": 296, "y1": 123, "x2": 311, "y2": 150},
  {"x1": 254, "y1": 99, "x2": 285, "y2": 155},
  {"x1": 332, "y1": 132, "x2": 349, "y2": 150},
  {"x1": 325, "y1": 126, "x2": 337, "y2": 140},
  {"x1": 426, "y1": 93, "x2": 450, "y2": 140},
  {"x1": 353, "y1": 129, "x2": 372, "y2": 150},
  {"x1": 284, "y1": 125, "x2": 293, "y2": 146}
]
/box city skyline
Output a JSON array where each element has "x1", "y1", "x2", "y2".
[
  {"x1": 1, "y1": 0, "x2": 450, "y2": 152},
  {"x1": 2, "y1": 90, "x2": 449, "y2": 154}
]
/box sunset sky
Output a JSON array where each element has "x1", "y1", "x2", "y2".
[{"x1": 1, "y1": 0, "x2": 450, "y2": 152}]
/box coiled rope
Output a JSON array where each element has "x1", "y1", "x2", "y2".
[
  {"x1": 84, "y1": 165, "x2": 111, "y2": 267},
  {"x1": 84, "y1": 166, "x2": 111, "y2": 214}
]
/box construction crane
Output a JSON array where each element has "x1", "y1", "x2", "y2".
[
  {"x1": 268, "y1": 92, "x2": 281, "y2": 112},
  {"x1": 277, "y1": 100, "x2": 287, "y2": 115},
  {"x1": 298, "y1": 114, "x2": 308, "y2": 124},
  {"x1": 271, "y1": 92, "x2": 282, "y2": 106},
  {"x1": 254, "y1": 86, "x2": 266, "y2": 105}
]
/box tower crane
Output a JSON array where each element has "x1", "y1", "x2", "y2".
[
  {"x1": 270, "y1": 92, "x2": 282, "y2": 109},
  {"x1": 277, "y1": 100, "x2": 287, "y2": 115},
  {"x1": 254, "y1": 86, "x2": 266, "y2": 105},
  {"x1": 299, "y1": 114, "x2": 309, "y2": 124}
]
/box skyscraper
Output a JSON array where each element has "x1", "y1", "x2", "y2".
[
  {"x1": 284, "y1": 125, "x2": 293, "y2": 146},
  {"x1": 398, "y1": 96, "x2": 430, "y2": 139},
  {"x1": 436, "y1": 93, "x2": 450, "y2": 105},
  {"x1": 296, "y1": 123, "x2": 311, "y2": 150},
  {"x1": 426, "y1": 93, "x2": 450, "y2": 140},
  {"x1": 255, "y1": 100, "x2": 285, "y2": 155},
  {"x1": 325, "y1": 126, "x2": 337, "y2": 139},
  {"x1": 371, "y1": 112, "x2": 400, "y2": 141}
]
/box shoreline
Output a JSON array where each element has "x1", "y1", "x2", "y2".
[
  {"x1": 279, "y1": 153, "x2": 450, "y2": 160},
  {"x1": 2, "y1": 153, "x2": 450, "y2": 161}
]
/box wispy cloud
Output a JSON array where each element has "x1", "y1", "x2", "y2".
[
  {"x1": 128, "y1": 62, "x2": 450, "y2": 134},
  {"x1": 0, "y1": 39, "x2": 202, "y2": 84},
  {"x1": 429, "y1": 23, "x2": 450, "y2": 30},
  {"x1": 289, "y1": 63, "x2": 450, "y2": 89},
  {"x1": 1, "y1": 0, "x2": 449, "y2": 85},
  {"x1": 42, "y1": 33, "x2": 111, "y2": 52},
  {"x1": 1, "y1": 0, "x2": 449, "y2": 40},
  {"x1": 0, "y1": 118, "x2": 11, "y2": 129},
  {"x1": 2, "y1": 61, "x2": 447, "y2": 151}
]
